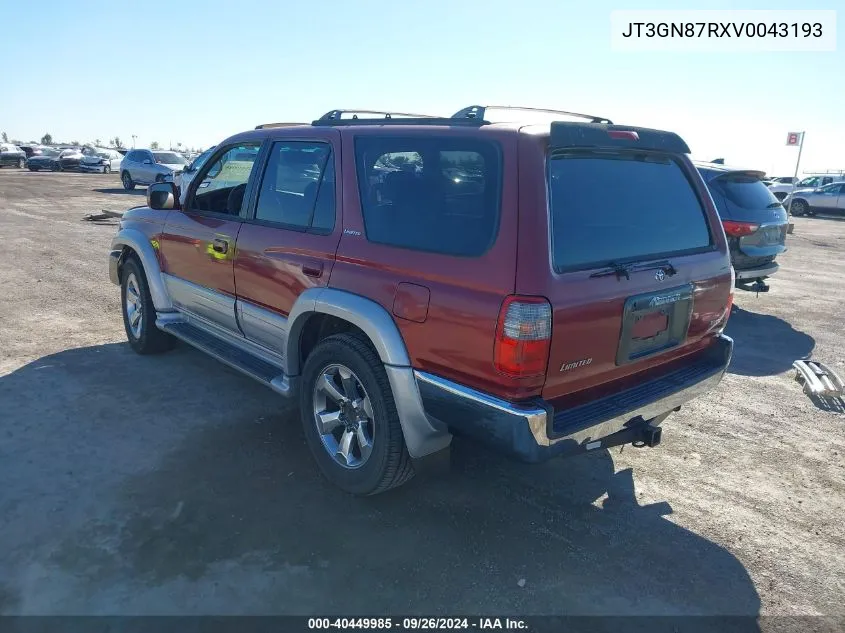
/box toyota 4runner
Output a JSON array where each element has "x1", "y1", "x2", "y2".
[{"x1": 108, "y1": 105, "x2": 734, "y2": 495}]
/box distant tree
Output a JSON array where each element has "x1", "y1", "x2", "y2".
[
  {"x1": 95, "y1": 138, "x2": 101, "y2": 147},
  {"x1": 41, "y1": 133, "x2": 53, "y2": 145},
  {"x1": 113, "y1": 136, "x2": 123, "y2": 148},
  {"x1": 70, "y1": 140, "x2": 79, "y2": 146},
  {"x1": 150, "y1": 141, "x2": 160, "y2": 150},
  {"x1": 1, "y1": 132, "x2": 7, "y2": 142}
]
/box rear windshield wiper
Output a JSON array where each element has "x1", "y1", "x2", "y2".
[
  {"x1": 589, "y1": 259, "x2": 677, "y2": 280},
  {"x1": 629, "y1": 259, "x2": 677, "y2": 276},
  {"x1": 589, "y1": 262, "x2": 631, "y2": 280}
]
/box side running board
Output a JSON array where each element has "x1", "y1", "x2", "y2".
[
  {"x1": 793, "y1": 360, "x2": 845, "y2": 399},
  {"x1": 159, "y1": 320, "x2": 294, "y2": 397}
]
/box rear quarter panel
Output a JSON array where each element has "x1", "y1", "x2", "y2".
[{"x1": 329, "y1": 126, "x2": 529, "y2": 398}]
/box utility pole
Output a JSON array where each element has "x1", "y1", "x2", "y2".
[
  {"x1": 132, "y1": 134, "x2": 137, "y2": 148},
  {"x1": 786, "y1": 131, "x2": 805, "y2": 217}
]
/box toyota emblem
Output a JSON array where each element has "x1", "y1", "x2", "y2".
[{"x1": 655, "y1": 269, "x2": 666, "y2": 282}]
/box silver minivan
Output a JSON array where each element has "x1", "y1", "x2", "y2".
[{"x1": 120, "y1": 149, "x2": 188, "y2": 190}]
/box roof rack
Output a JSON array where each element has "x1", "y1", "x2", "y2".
[
  {"x1": 255, "y1": 122, "x2": 308, "y2": 130},
  {"x1": 312, "y1": 109, "x2": 485, "y2": 127},
  {"x1": 452, "y1": 105, "x2": 613, "y2": 124}
]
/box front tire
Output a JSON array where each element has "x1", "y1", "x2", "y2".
[
  {"x1": 121, "y1": 171, "x2": 135, "y2": 190},
  {"x1": 104, "y1": 164, "x2": 111, "y2": 174},
  {"x1": 300, "y1": 333, "x2": 414, "y2": 495},
  {"x1": 18, "y1": 158, "x2": 25, "y2": 168},
  {"x1": 120, "y1": 257, "x2": 176, "y2": 355}
]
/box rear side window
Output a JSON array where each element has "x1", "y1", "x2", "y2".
[
  {"x1": 710, "y1": 175, "x2": 781, "y2": 209},
  {"x1": 254, "y1": 141, "x2": 335, "y2": 232},
  {"x1": 549, "y1": 152, "x2": 712, "y2": 272},
  {"x1": 354, "y1": 137, "x2": 501, "y2": 257}
]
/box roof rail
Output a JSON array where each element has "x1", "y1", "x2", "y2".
[
  {"x1": 452, "y1": 105, "x2": 613, "y2": 125},
  {"x1": 312, "y1": 108, "x2": 485, "y2": 127},
  {"x1": 255, "y1": 122, "x2": 308, "y2": 130}
]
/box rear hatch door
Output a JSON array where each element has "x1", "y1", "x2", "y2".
[
  {"x1": 520, "y1": 123, "x2": 731, "y2": 403},
  {"x1": 704, "y1": 169, "x2": 788, "y2": 260}
]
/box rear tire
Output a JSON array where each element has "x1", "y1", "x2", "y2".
[
  {"x1": 29, "y1": 167, "x2": 38, "y2": 172},
  {"x1": 300, "y1": 333, "x2": 414, "y2": 495},
  {"x1": 121, "y1": 171, "x2": 135, "y2": 190},
  {"x1": 18, "y1": 158, "x2": 25, "y2": 169},
  {"x1": 791, "y1": 200, "x2": 809, "y2": 216},
  {"x1": 120, "y1": 257, "x2": 176, "y2": 355}
]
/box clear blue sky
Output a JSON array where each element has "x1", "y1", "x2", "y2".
[{"x1": 3, "y1": 0, "x2": 842, "y2": 175}]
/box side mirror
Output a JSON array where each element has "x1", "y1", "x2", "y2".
[
  {"x1": 147, "y1": 182, "x2": 179, "y2": 210},
  {"x1": 143, "y1": 159, "x2": 152, "y2": 165}
]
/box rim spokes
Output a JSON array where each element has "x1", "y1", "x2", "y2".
[
  {"x1": 316, "y1": 409, "x2": 342, "y2": 434},
  {"x1": 319, "y1": 373, "x2": 347, "y2": 405},
  {"x1": 337, "y1": 428, "x2": 355, "y2": 465}
]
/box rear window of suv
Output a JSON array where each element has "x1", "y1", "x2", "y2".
[
  {"x1": 354, "y1": 137, "x2": 501, "y2": 257},
  {"x1": 548, "y1": 151, "x2": 712, "y2": 272},
  {"x1": 709, "y1": 173, "x2": 781, "y2": 209}
]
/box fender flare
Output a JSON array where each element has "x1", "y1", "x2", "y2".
[
  {"x1": 110, "y1": 229, "x2": 173, "y2": 311},
  {"x1": 285, "y1": 287, "x2": 410, "y2": 376},
  {"x1": 285, "y1": 287, "x2": 451, "y2": 459}
]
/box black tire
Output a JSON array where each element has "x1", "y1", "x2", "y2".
[
  {"x1": 120, "y1": 256, "x2": 176, "y2": 355},
  {"x1": 791, "y1": 199, "x2": 809, "y2": 216},
  {"x1": 55, "y1": 162, "x2": 62, "y2": 172},
  {"x1": 300, "y1": 333, "x2": 414, "y2": 495},
  {"x1": 121, "y1": 171, "x2": 135, "y2": 190},
  {"x1": 51, "y1": 162, "x2": 59, "y2": 172},
  {"x1": 29, "y1": 166, "x2": 38, "y2": 172},
  {"x1": 104, "y1": 164, "x2": 111, "y2": 174},
  {"x1": 18, "y1": 158, "x2": 25, "y2": 169}
]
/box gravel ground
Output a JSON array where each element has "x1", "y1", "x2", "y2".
[{"x1": 0, "y1": 171, "x2": 843, "y2": 624}]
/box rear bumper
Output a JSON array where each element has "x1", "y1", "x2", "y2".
[
  {"x1": 414, "y1": 334, "x2": 733, "y2": 463},
  {"x1": 734, "y1": 263, "x2": 779, "y2": 280}
]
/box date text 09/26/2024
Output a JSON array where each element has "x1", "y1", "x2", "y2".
[{"x1": 308, "y1": 618, "x2": 528, "y2": 630}]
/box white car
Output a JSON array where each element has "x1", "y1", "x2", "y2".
[
  {"x1": 768, "y1": 172, "x2": 845, "y2": 200},
  {"x1": 79, "y1": 147, "x2": 124, "y2": 174}
]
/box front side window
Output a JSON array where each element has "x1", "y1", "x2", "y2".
[
  {"x1": 354, "y1": 137, "x2": 501, "y2": 256},
  {"x1": 254, "y1": 141, "x2": 335, "y2": 232},
  {"x1": 190, "y1": 144, "x2": 260, "y2": 215},
  {"x1": 549, "y1": 151, "x2": 712, "y2": 272},
  {"x1": 797, "y1": 177, "x2": 821, "y2": 188}
]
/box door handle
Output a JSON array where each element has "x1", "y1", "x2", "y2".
[
  {"x1": 302, "y1": 262, "x2": 323, "y2": 278},
  {"x1": 212, "y1": 238, "x2": 229, "y2": 254}
]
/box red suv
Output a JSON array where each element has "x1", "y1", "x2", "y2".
[{"x1": 108, "y1": 106, "x2": 734, "y2": 495}]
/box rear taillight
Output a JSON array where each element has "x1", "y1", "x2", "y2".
[
  {"x1": 722, "y1": 220, "x2": 759, "y2": 237},
  {"x1": 494, "y1": 296, "x2": 552, "y2": 378}
]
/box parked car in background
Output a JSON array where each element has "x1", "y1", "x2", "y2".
[
  {"x1": 696, "y1": 162, "x2": 788, "y2": 290},
  {"x1": 120, "y1": 149, "x2": 188, "y2": 190},
  {"x1": 0, "y1": 143, "x2": 27, "y2": 168},
  {"x1": 768, "y1": 176, "x2": 798, "y2": 185},
  {"x1": 56, "y1": 147, "x2": 84, "y2": 171},
  {"x1": 26, "y1": 147, "x2": 62, "y2": 171},
  {"x1": 175, "y1": 146, "x2": 216, "y2": 203},
  {"x1": 109, "y1": 106, "x2": 734, "y2": 495},
  {"x1": 79, "y1": 147, "x2": 123, "y2": 174},
  {"x1": 783, "y1": 182, "x2": 845, "y2": 217},
  {"x1": 19, "y1": 144, "x2": 50, "y2": 159},
  {"x1": 768, "y1": 172, "x2": 845, "y2": 200}
]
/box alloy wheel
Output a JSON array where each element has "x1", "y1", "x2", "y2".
[
  {"x1": 124, "y1": 273, "x2": 144, "y2": 339},
  {"x1": 312, "y1": 364, "x2": 375, "y2": 469}
]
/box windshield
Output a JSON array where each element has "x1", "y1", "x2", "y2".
[
  {"x1": 797, "y1": 177, "x2": 821, "y2": 188},
  {"x1": 153, "y1": 152, "x2": 188, "y2": 165},
  {"x1": 59, "y1": 149, "x2": 78, "y2": 157},
  {"x1": 549, "y1": 151, "x2": 712, "y2": 271},
  {"x1": 40, "y1": 148, "x2": 60, "y2": 157}
]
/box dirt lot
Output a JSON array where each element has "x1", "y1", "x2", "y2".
[{"x1": 0, "y1": 170, "x2": 843, "y2": 622}]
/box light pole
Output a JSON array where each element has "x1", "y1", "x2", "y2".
[{"x1": 132, "y1": 135, "x2": 137, "y2": 148}]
